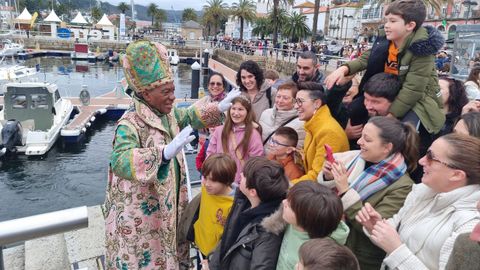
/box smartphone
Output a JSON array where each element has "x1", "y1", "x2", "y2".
[{"x1": 324, "y1": 144, "x2": 335, "y2": 163}]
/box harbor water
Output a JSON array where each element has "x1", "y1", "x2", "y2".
[{"x1": 0, "y1": 58, "x2": 201, "y2": 221}]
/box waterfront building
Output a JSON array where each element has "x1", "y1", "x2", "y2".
[
  {"x1": 0, "y1": 3, "x2": 16, "y2": 30},
  {"x1": 423, "y1": 0, "x2": 479, "y2": 41},
  {"x1": 181, "y1": 20, "x2": 203, "y2": 40}
]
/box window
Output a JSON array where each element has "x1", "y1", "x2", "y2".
[
  {"x1": 11, "y1": 95, "x2": 27, "y2": 109},
  {"x1": 31, "y1": 94, "x2": 49, "y2": 109},
  {"x1": 55, "y1": 90, "x2": 60, "y2": 102}
]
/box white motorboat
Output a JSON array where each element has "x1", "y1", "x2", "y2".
[
  {"x1": 0, "y1": 39, "x2": 24, "y2": 57},
  {"x1": 0, "y1": 64, "x2": 39, "y2": 81},
  {"x1": 167, "y1": 49, "x2": 180, "y2": 65},
  {"x1": 0, "y1": 82, "x2": 74, "y2": 156}
]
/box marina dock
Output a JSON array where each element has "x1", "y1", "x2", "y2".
[
  {"x1": 60, "y1": 90, "x2": 131, "y2": 143},
  {"x1": 0, "y1": 90, "x2": 201, "y2": 145}
]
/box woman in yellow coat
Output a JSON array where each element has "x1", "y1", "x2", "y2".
[{"x1": 292, "y1": 82, "x2": 349, "y2": 184}]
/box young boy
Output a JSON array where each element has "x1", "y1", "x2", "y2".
[
  {"x1": 192, "y1": 153, "x2": 237, "y2": 257},
  {"x1": 265, "y1": 126, "x2": 305, "y2": 181},
  {"x1": 296, "y1": 238, "x2": 360, "y2": 270},
  {"x1": 325, "y1": 0, "x2": 445, "y2": 138},
  {"x1": 208, "y1": 157, "x2": 289, "y2": 269},
  {"x1": 274, "y1": 181, "x2": 350, "y2": 270}
]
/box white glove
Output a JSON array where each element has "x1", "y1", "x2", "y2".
[
  {"x1": 218, "y1": 88, "x2": 242, "y2": 112},
  {"x1": 163, "y1": 125, "x2": 196, "y2": 160}
]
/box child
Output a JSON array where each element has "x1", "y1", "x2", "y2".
[
  {"x1": 325, "y1": 0, "x2": 445, "y2": 138},
  {"x1": 208, "y1": 157, "x2": 289, "y2": 269},
  {"x1": 265, "y1": 126, "x2": 304, "y2": 181},
  {"x1": 193, "y1": 153, "x2": 237, "y2": 257},
  {"x1": 207, "y1": 96, "x2": 264, "y2": 183},
  {"x1": 272, "y1": 181, "x2": 350, "y2": 270},
  {"x1": 296, "y1": 238, "x2": 360, "y2": 270}
]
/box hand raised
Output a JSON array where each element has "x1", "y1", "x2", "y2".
[{"x1": 163, "y1": 125, "x2": 196, "y2": 160}]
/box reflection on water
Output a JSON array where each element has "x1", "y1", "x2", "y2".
[{"x1": 0, "y1": 60, "x2": 199, "y2": 221}]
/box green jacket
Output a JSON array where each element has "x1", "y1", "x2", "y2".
[
  {"x1": 346, "y1": 26, "x2": 445, "y2": 134},
  {"x1": 344, "y1": 174, "x2": 414, "y2": 270}
]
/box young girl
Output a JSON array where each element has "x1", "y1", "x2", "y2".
[
  {"x1": 207, "y1": 96, "x2": 264, "y2": 183},
  {"x1": 266, "y1": 181, "x2": 350, "y2": 270}
]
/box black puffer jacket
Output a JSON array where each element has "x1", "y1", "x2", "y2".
[{"x1": 208, "y1": 192, "x2": 283, "y2": 270}]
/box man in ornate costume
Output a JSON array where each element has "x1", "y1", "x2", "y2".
[{"x1": 104, "y1": 40, "x2": 239, "y2": 270}]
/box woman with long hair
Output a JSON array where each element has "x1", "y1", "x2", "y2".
[
  {"x1": 439, "y1": 77, "x2": 469, "y2": 135},
  {"x1": 236, "y1": 60, "x2": 273, "y2": 122},
  {"x1": 319, "y1": 116, "x2": 419, "y2": 270},
  {"x1": 207, "y1": 96, "x2": 264, "y2": 183}
]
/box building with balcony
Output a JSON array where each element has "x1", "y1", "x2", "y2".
[{"x1": 423, "y1": 0, "x2": 480, "y2": 41}]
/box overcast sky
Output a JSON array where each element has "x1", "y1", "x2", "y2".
[{"x1": 105, "y1": 0, "x2": 238, "y2": 11}]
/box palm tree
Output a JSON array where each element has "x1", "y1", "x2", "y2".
[
  {"x1": 117, "y1": 2, "x2": 129, "y2": 14},
  {"x1": 182, "y1": 8, "x2": 198, "y2": 22},
  {"x1": 203, "y1": 0, "x2": 229, "y2": 37},
  {"x1": 147, "y1": 3, "x2": 158, "y2": 25},
  {"x1": 271, "y1": 0, "x2": 294, "y2": 46},
  {"x1": 268, "y1": 8, "x2": 288, "y2": 43},
  {"x1": 154, "y1": 9, "x2": 167, "y2": 29},
  {"x1": 283, "y1": 12, "x2": 311, "y2": 42},
  {"x1": 91, "y1": 6, "x2": 102, "y2": 22},
  {"x1": 231, "y1": 0, "x2": 256, "y2": 41},
  {"x1": 252, "y1": 17, "x2": 272, "y2": 40},
  {"x1": 310, "y1": 0, "x2": 320, "y2": 46}
]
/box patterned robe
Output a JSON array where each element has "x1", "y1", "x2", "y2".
[{"x1": 104, "y1": 97, "x2": 222, "y2": 270}]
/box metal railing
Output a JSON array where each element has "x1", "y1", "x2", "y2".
[{"x1": 0, "y1": 206, "x2": 89, "y2": 270}]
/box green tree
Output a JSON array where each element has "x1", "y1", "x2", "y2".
[
  {"x1": 154, "y1": 9, "x2": 167, "y2": 30},
  {"x1": 147, "y1": 3, "x2": 158, "y2": 25},
  {"x1": 283, "y1": 12, "x2": 311, "y2": 42},
  {"x1": 117, "y1": 2, "x2": 129, "y2": 14},
  {"x1": 91, "y1": 6, "x2": 102, "y2": 22},
  {"x1": 203, "y1": 0, "x2": 229, "y2": 37},
  {"x1": 182, "y1": 8, "x2": 198, "y2": 22},
  {"x1": 231, "y1": 0, "x2": 256, "y2": 41},
  {"x1": 271, "y1": 0, "x2": 294, "y2": 46},
  {"x1": 252, "y1": 17, "x2": 272, "y2": 40},
  {"x1": 268, "y1": 8, "x2": 288, "y2": 43},
  {"x1": 311, "y1": 0, "x2": 320, "y2": 45}
]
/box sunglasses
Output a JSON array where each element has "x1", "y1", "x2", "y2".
[
  {"x1": 209, "y1": 82, "x2": 223, "y2": 87},
  {"x1": 425, "y1": 149, "x2": 456, "y2": 169}
]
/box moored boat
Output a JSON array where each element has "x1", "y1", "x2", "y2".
[{"x1": 0, "y1": 82, "x2": 74, "y2": 156}]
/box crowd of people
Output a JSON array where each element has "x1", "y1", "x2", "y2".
[{"x1": 104, "y1": 0, "x2": 480, "y2": 269}]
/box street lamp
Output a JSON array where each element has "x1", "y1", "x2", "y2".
[
  {"x1": 463, "y1": 0, "x2": 478, "y2": 24},
  {"x1": 343, "y1": 15, "x2": 354, "y2": 42}
]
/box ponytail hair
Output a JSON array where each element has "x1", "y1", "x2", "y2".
[{"x1": 368, "y1": 117, "x2": 419, "y2": 172}]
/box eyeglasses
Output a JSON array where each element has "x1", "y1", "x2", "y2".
[
  {"x1": 425, "y1": 149, "x2": 456, "y2": 168},
  {"x1": 268, "y1": 136, "x2": 292, "y2": 147},
  {"x1": 295, "y1": 98, "x2": 315, "y2": 107},
  {"x1": 209, "y1": 82, "x2": 223, "y2": 87}
]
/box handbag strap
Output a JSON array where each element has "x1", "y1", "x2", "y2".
[{"x1": 263, "y1": 116, "x2": 298, "y2": 145}]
